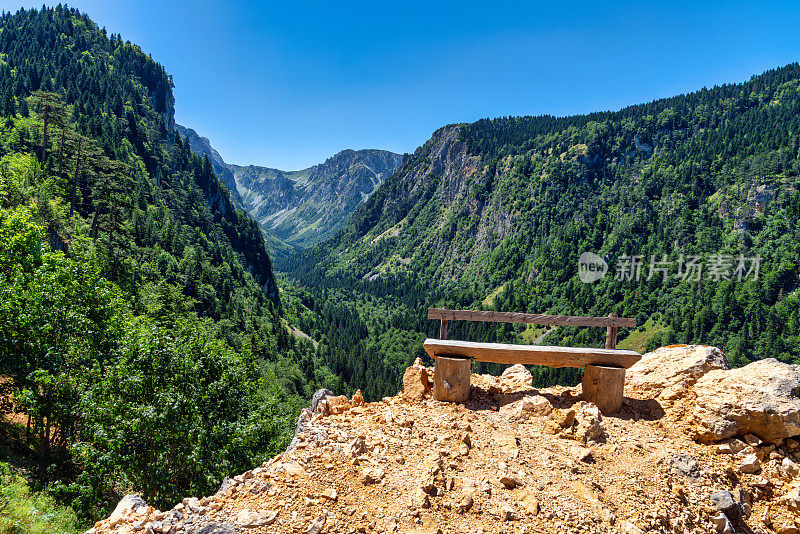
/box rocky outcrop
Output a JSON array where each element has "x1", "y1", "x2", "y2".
[
  {"x1": 88, "y1": 348, "x2": 800, "y2": 534},
  {"x1": 625, "y1": 344, "x2": 729, "y2": 401},
  {"x1": 691, "y1": 358, "x2": 800, "y2": 445}
]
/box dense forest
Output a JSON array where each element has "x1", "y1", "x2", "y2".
[
  {"x1": 289, "y1": 63, "x2": 800, "y2": 394},
  {"x1": 0, "y1": 6, "x2": 333, "y2": 527}
]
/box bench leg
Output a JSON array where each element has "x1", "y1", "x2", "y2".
[
  {"x1": 582, "y1": 364, "x2": 625, "y2": 415},
  {"x1": 433, "y1": 356, "x2": 471, "y2": 403}
]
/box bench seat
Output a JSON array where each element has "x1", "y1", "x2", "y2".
[{"x1": 423, "y1": 339, "x2": 641, "y2": 369}]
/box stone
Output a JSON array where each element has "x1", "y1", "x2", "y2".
[
  {"x1": 784, "y1": 485, "x2": 800, "y2": 511},
  {"x1": 311, "y1": 389, "x2": 334, "y2": 413},
  {"x1": 624, "y1": 344, "x2": 729, "y2": 400},
  {"x1": 403, "y1": 359, "x2": 431, "y2": 400},
  {"x1": 499, "y1": 505, "x2": 515, "y2": 521},
  {"x1": 108, "y1": 494, "x2": 148, "y2": 525},
  {"x1": 691, "y1": 358, "x2": 800, "y2": 445},
  {"x1": 236, "y1": 509, "x2": 273, "y2": 528},
  {"x1": 197, "y1": 523, "x2": 238, "y2": 534},
  {"x1": 710, "y1": 513, "x2": 732, "y2": 534},
  {"x1": 351, "y1": 389, "x2": 365, "y2": 407},
  {"x1": 324, "y1": 395, "x2": 351, "y2": 415},
  {"x1": 303, "y1": 513, "x2": 327, "y2": 534},
  {"x1": 668, "y1": 453, "x2": 701, "y2": 480},
  {"x1": 284, "y1": 462, "x2": 306, "y2": 477},
  {"x1": 347, "y1": 437, "x2": 367, "y2": 457},
  {"x1": 499, "y1": 395, "x2": 553, "y2": 421},
  {"x1": 456, "y1": 495, "x2": 473, "y2": 514},
  {"x1": 499, "y1": 364, "x2": 533, "y2": 390},
  {"x1": 573, "y1": 402, "x2": 606, "y2": 444},
  {"x1": 739, "y1": 454, "x2": 761, "y2": 474},
  {"x1": 499, "y1": 474, "x2": 523, "y2": 489},
  {"x1": 542, "y1": 419, "x2": 562, "y2": 435},
  {"x1": 782, "y1": 457, "x2": 800, "y2": 479},
  {"x1": 410, "y1": 488, "x2": 431, "y2": 509},
  {"x1": 518, "y1": 489, "x2": 540, "y2": 515},
  {"x1": 321, "y1": 488, "x2": 338, "y2": 501},
  {"x1": 744, "y1": 433, "x2": 763, "y2": 447},
  {"x1": 710, "y1": 491, "x2": 735, "y2": 511},
  {"x1": 620, "y1": 521, "x2": 644, "y2": 534},
  {"x1": 552, "y1": 408, "x2": 576, "y2": 428},
  {"x1": 361, "y1": 468, "x2": 385, "y2": 484}
]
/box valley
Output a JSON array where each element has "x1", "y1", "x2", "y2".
[{"x1": 0, "y1": 4, "x2": 799, "y2": 534}]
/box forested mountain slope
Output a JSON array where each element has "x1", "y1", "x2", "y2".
[
  {"x1": 0, "y1": 6, "x2": 325, "y2": 524},
  {"x1": 230, "y1": 148, "x2": 403, "y2": 257},
  {"x1": 291, "y1": 63, "x2": 800, "y2": 397}
]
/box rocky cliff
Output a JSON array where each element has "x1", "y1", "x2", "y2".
[{"x1": 88, "y1": 345, "x2": 800, "y2": 534}]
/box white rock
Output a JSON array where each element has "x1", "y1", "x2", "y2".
[
  {"x1": 692, "y1": 358, "x2": 800, "y2": 445},
  {"x1": 625, "y1": 345, "x2": 729, "y2": 400},
  {"x1": 739, "y1": 454, "x2": 761, "y2": 474}
]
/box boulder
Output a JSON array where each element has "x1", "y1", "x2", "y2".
[
  {"x1": 499, "y1": 364, "x2": 533, "y2": 391},
  {"x1": 625, "y1": 345, "x2": 729, "y2": 400},
  {"x1": 499, "y1": 394, "x2": 553, "y2": 421},
  {"x1": 311, "y1": 388, "x2": 334, "y2": 413},
  {"x1": 323, "y1": 395, "x2": 351, "y2": 415},
  {"x1": 108, "y1": 494, "x2": 147, "y2": 524},
  {"x1": 691, "y1": 358, "x2": 800, "y2": 445},
  {"x1": 403, "y1": 358, "x2": 432, "y2": 400}
]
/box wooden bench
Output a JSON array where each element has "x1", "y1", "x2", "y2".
[{"x1": 423, "y1": 308, "x2": 641, "y2": 414}]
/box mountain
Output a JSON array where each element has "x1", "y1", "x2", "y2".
[
  {"x1": 89, "y1": 346, "x2": 800, "y2": 534},
  {"x1": 174, "y1": 124, "x2": 244, "y2": 208},
  {"x1": 290, "y1": 63, "x2": 800, "y2": 399},
  {"x1": 0, "y1": 6, "x2": 323, "y2": 523},
  {"x1": 231, "y1": 148, "x2": 404, "y2": 255},
  {"x1": 174, "y1": 126, "x2": 404, "y2": 261}
]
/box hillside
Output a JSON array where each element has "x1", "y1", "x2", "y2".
[
  {"x1": 231, "y1": 149, "x2": 404, "y2": 257},
  {"x1": 288, "y1": 63, "x2": 800, "y2": 399},
  {"x1": 174, "y1": 124, "x2": 297, "y2": 258},
  {"x1": 88, "y1": 345, "x2": 800, "y2": 534},
  {"x1": 0, "y1": 6, "x2": 323, "y2": 524}
]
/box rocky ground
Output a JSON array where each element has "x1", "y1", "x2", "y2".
[{"x1": 88, "y1": 345, "x2": 800, "y2": 534}]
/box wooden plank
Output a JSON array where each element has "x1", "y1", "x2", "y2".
[
  {"x1": 605, "y1": 312, "x2": 618, "y2": 349},
  {"x1": 423, "y1": 339, "x2": 641, "y2": 369},
  {"x1": 439, "y1": 319, "x2": 448, "y2": 340},
  {"x1": 427, "y1": 308, "x2": 636, "y2": 328}
]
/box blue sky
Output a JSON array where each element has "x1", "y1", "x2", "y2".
[{"x1": 4, "y1": 1, "x2": 800, "y2": 169}]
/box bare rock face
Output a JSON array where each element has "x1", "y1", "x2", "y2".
[
  {"x1": 625, "y1": 345, "x2": 729, "y2": 401},
  {"x1": 403, "y1": 357, "x2": 432, "y2": 400},
  {"x1": 691, "y1": 358, "x2": 800, "y2": 445}
]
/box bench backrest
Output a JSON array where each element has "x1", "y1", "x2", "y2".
[{"x1": 427, "y1": 308, "x2": 636, "y2": 349}]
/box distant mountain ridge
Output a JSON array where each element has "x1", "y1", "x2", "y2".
[
  {"x1": 230, "y1": 149, "x2": 404, "y2": 254},
  {"x1": 175, "y1": 124, "x2": 404, "y2": 261}
]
